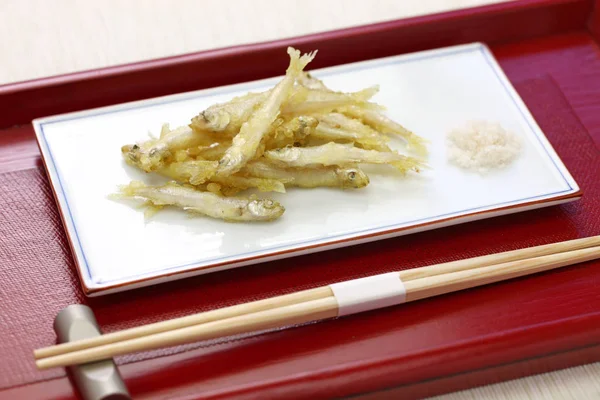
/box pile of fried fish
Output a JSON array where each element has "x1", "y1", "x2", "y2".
[{"x1": 116, "y1": 47, "x2": 428, "y2": 222}]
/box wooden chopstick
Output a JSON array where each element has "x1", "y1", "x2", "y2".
[
  {"x1": 403, "y1": 245, "x2": 600, "y2": 301},
  {"x1": 34, "y1": 235, "x2": 600, "y2": 361},
  {"x1": 34, "y1": 286, "x2": 333, "y2": 360},
  {"x1": 37, "y1": 297, "x2": 340, "y2": 370},
  {"x1": 398, "y1": 235, "x2": 600, "y2": 281},
  {"x1": 35, "y1": 244, "x2": 600, "y2": 370}
]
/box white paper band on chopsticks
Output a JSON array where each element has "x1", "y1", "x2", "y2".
[{"x1": 329, "y1": 272, "x2": 406, "y2": 317}]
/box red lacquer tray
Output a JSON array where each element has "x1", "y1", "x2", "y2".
[{"x1": 1, "y1": 1, "x2": 600, "y2": 399}]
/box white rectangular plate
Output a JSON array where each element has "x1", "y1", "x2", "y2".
[{"x1": 34, "y1": 43, "x2": 580, "y2": 296}]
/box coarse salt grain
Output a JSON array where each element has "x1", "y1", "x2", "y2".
[{"x1": 446, "y1": 120, "x2": 522, "y2": 173}]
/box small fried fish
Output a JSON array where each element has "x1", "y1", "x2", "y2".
[
  {"x1": 188, "y1": 141, "x2": 231, "y2": 161},
  {"x1": 190, "y1": 83, "x2": 375, "y2": 135},
  {"x1": 113, "y1": 181, "x2": 285, "y2": 222},
  {"x1": 264, "y1": 142, "x2": 425, "y2": 173},
  {"x1": 318, "y1": 113, "x2": 383, "y2": 138},
  {"x1": 341, "y1": 106, "x2": 428, "y2": 156},
  {"x1": 215, "y1": 175, "x2": 287, "y2": 194},
  {"x1": 244, "y1": 160, "x2": 369, "y2": 189},
  {"x1": 266, "y1": 115, "x2": 318, "y2": 149},
  {"x1": 159, "y1": 160, "x2": 219, "y2": 185},
  {"x1": 122, "y1": 125, "x2": 208, "y2": 172},
  {"x1": 295, "y1": 73, "x2": 428, "y2": 156},
  {"x1": 190, "y1": 91, "x2": 269, "y2": 134},
  {"x1": 313, "y1": 113, "x2": 390, "y2": 151},
  {"x1": 297, "y1": 72, "x2": 328, "y2": 91},
  {"x1": 189, "y1": 115, "x2": 317, "y2": 161},
  {"x1": 217, "y1": 47, "x2": 317, "y2": 177},
  {"x1": 282, "y1": 85, "x2": 380, "y2": 115},
  {"x1": 160, "y1": 160, "x2": 286, "y2": 193}
]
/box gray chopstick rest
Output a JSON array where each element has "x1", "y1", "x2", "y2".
[{"x1": 54, "y1": 305, "x2": 131, "y2": 400}]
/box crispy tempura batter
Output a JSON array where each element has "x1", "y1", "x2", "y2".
[
  {"x1": 186, "y1": 116, "x2": 317, "y2": 161},
  {"x1": 296, "y1": 71, "x2": 428, "y2": 155},
  {"x1": 160, "y1": 160, "x2": 286, "y2": 193},
  {"x1": 267, "y1": 116, "x2": 318, "y2": 149},
  {"x1": 115, "y1": 181, "x2": 285, "y2": 222},
  {"x1": 191, "y1": 83, "x2": 377, "y2": 135},
  {"x1": 313, "y1": 113, "x2": 390, "y2": 151},
  {"x1": 190, "y1": 91, "x2": 269, "y2": 134},
  {"x1": 187, "y1": 141, "x2": 230, "y2": 161},
  {"x1": 282, "y1": 86, "x2": 380, "y2": 115},
  {"x1": 312, "y1": 123, "x2": 388, "y2": 151},
  {"x1": 340, "y1": 105, "x2": 428, "y2": 156},
  {"x1": 244, "y1": 160, "x2": 369, "y2": 189},
  {"x1": 318, "y1": 113, "x2": 382, "y2": 138},
  {"x1": 116, "y1": 47, "x2": 427, "y2": 223},
  {"x1": 297, "y1": 72, "x2": 328, "y2": 91},
  {"x1": 122, "y1": 125, "x2": 211, "y2": 172},
  {"x1": 216, "y1": 47, "x2": 317, "y2": 176},
  {"x1": 159, "y1": 160, "x2": 218, "y2": 185},
  {"x1": 264, "y1": 142, "x2": 424, "y2": 173}
]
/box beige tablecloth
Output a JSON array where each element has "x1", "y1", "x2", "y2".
[{"x1": 1, "y1": 1, "x2": 599, "y2": 398}]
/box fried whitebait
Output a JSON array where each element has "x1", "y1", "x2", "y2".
[
  {"x1": 267, "y1": 116, "x2": 318, "y2": 149},
  {"x1": 244, "y1": 161, "x2": 369, "y2": 189},
  {"x1": 122, "y1": 125, "x2": 208, "y2": 172},
  {"x1": 296, "y1": 72, "x2": 428, "y2": 155},
  {"x1": 187, "y1": 141, "x2": 231, "y2": 161},
  {"x1": 190, "y1": 91, "x2": 269, "y2": 134},
  {"x1": 159, "y1": 160, "x2": 218, "y2": 185},
  {"x1": 187, "y1": 116, "x2": 317, "y2": 161},
  {"x1": 118, "y1": 46, "x2": 428, "y2": 223},
  {"x1": 216, "y1": 47, "x2": 317, "y2": 176},
  {"x1": 318, "y1": 113, "x2": 381, "y2": 138},
  {"x1": 340, "y1": 106, "x2": 428, "y2": 156},
  {"x1": 114, "y1": 181, "x2": 285, "y2": 222},
  {"x1": 190, "y1": 84, "x2": 375, "y2": 135},
  {"x1": 282, "y1": 85, "x2": 380, "y2": 115},
  {"x1": 313, "y1": 113, "x2": 390, "y2": 151},
  {"x1": 297, "y1": 72, "x2": 328, "y2": 91},
  {"x1": 215, "y1": 175, "x2": 287, "y2": 193},
  {"x1": 264, "y1": 142, "x2": 424, "y2": 173},
  {"x1": 160, "y1": 160, "x2": 286, "y2": 193}
]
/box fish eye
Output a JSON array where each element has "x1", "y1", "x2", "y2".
[{"x1": 348, "y1": 171, "x2": 356, "y2": 180}]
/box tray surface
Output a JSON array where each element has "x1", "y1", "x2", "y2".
[{"x1": 34, "y1": 43, "x2": 579, "y2": 295}]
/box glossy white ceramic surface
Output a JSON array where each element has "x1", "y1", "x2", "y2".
[{"x1": 34, "y1": 43, "x2": 580, "y2": 295}]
